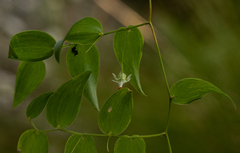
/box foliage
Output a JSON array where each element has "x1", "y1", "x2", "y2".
[{"x1": 8, "y1": 0, "x2": 236, "y2": 152}]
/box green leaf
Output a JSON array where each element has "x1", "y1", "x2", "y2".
[
  {"x1": 54, "y1": 39, "x2": 64, "y2": 63},
  {"x1": 54, "y1": 17, "x2": 103, "y2": 63},
  {"x1": 18, "y1": 129, "x2": 48, "y2": 153},
  {"x1": 114, "y1": 137, "x2": 146, "y2": 153},
  {"x1": 98, "y1": 88, "x2": 133, "y2": 136},
  {"x1": 9, "y1": 30, "x2": 56, "y2": 61},
  {"x1": 13, "y1": 61, "x2": 46, "y2": 108},
  {"x1": 26, "y1": 92, "x2": 54, "y2": 119},
  {"x1": 113, "y1": 26, "x2": 145, "y2": 96},
  {"x1": 46, "y1": 71, "x2": 91, "y2": 129},
  {"x1": 65, "y1": 135, "x2": 97, "y2": 153},
  {"x1": 67, "y1": 44, "x2": 100, "y2": 111},
  {"x1": 170, "y1": 78, "x2": 236, "y2": 109},
  {"x1": 65, "y1": 17, "x2": 103, "y2": 44}
]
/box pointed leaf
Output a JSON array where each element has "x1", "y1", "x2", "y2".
[
  {"x1": 54, "y1": 17, "x2": 103, "y2": 63},
  {"x1": 114, "y1": 137, "x2": 146, "y2": 153},
  {"x1": 18, "y1": 129, "x2": 48, "y2": 153},
  {"x1": 98, "y1": 88, "x2": 133, "y2": 136},
  {"x1": 13, "y1": 61, "x2": 46, "y2": 108},
  {"x1": 46, "y1": 71, "x2": 91, "y2": 129},
  {"x1": 26, "y1": 92, "x2": 54, "y2": 119},
  {"x1": 65, "y1": 135, "x2": 97, "y2": 153},
  {"x1": 170, "y1": 78, "x2": 236, "y2": 108},
  {"x1": 113, "y1": 26, "x2": 145, "y2": 95},
  {"x1": 67, "y1": 44, "x2": 100, "y2": 111},
  {"x1": 9, "y1": 30, "x2": 56, "y2": 61}
]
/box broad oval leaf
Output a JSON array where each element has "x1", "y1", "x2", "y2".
[
  {"x1": 170, "y1": 78, "x2": 236, "y2": 109},
  {"x1": 67, "y1": 44, "x2": 100, "y2": 111},
  {"x1": 113, "y1": 26, "x2": 145, "y2": 96},
  {"x1": 26, "y1": 92, "x2": 54, "y2": 119},
  {"x1": 98, "y1": 88, "x2": 133, "y2": 136},
  {"x1": 9, "y1": 30, "x2": 56, "y2": 61},
  {"x1": 54, "y1": 17, "x2": 103, "y2": 63},
  {"x1": 114, "y1": 137, "x2": 146, "y2": 153},
  {"x1": 13, "y1": 61, "x2": 46, "y2": 108},
  {"x1": 46, "y1": 71, "x2": 91, "y2": 129},
  {"x1": 18, "y1": 129, "x2": 48, "y2": 153},
  {"x1": 65, "y1": 135, "x2": 97, "y2": 153},
  {"x1": 65, "y1": 17, "x2": 103, "y2": 44}
]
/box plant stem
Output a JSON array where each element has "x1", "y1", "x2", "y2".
[
  {"x1": 107, "y1": 136, "x2": 111, "y2": 152},
  {"x1": 118, "y1": 132, "x2": 166, "y2": 138},
  {"x1": 30, "y1": 120, "x2": 39, "y2": 131},
  {"x1": 165, "y1": 100, "x2": 172, "y2": 132},
  {"x1": 148, "y1": 1, "x2": 173, "y2": 152},
  {"x1": 59, "y1": 129, "x2": 108, "y2": 137},
  {"x1": 62, "y1": 44, "x2": 71, "y2": 48},
  {"x1": 148, "y1": 22, "x2": 170, "y2": 97},
  {"x1": 166, "y1": 132, "x2": 173, "y2": 153},
  {"x1": 102, "y1": 22, "x2": 149, "y2": 36},
  {"x1": 58, "y1": 129, "x2": 165, "y2": 139},
  {"x1": 42, "y1": 129, "x2": 59, "y2": 132},
  {"x1": 148, "y1": 0, "x2": 152, "y2": 22}
]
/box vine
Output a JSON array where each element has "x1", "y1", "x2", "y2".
[{"x1": 8, "y1": 0, "x2": 235, "y2": 153}]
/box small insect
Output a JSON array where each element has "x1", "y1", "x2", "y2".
[{"x1": 71, "y1": 44, "x2": 78, "y2": 56}]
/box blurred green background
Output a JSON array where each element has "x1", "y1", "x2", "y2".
[{"x1": 0, "y1": 0, "x2": 239, "y2": 152}]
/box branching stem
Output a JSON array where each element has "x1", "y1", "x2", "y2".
[
  {"x1": 148, "y1": 0, "x2": 173, "y2": 152},
  {"x1": 46, "y1": 128, "x2": 166, "y2": 138}
]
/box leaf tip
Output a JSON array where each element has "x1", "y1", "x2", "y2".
[
  {"x1": 8, "y1": 45, "x2": 18, "y2": 60},
  {"x1": 12, "y1": 100, "x2": 19, "y2": 108}
]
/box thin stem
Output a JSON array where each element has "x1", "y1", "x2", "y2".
[
  {"x1": 164, "y1": 99, "x2": 172, "y2": 132},
  {"x1": 118, "y1": 132, "x2": 165, "y2": 138},
  {"x1": 107, "y1": 136, "x2": 111, "y2": 152},
  {"x1": 149, "y1": 22, "x2": 170, "y2": 97},
  {"x1": 85, "y1": 35, "x2": 103, "y2": 53},
  {"x1": 62, "y1": 44, "x2": 71, "y2": 48},
  {"x1": 148, "y1": 1, "x2": 173, "y2": 152},
  {"x1": 58, "y1": 129, "x2": 165, "y2": 139},
  {"x1": 42, "y1": 129, "x2": 59, "y2": 132},
  {"x1": 102, "y1": 22, "x2": 149, "y2": 36},
  {"x1": 149, "y1": 0, "x2": 152, "y2": 22},
  {"x1": 166, "y1": 132, "x2": 173, "y2": 153},
  {"x1": 58, "y1": 129, "x2": 108, "y2": 137},
  {"x1": 30, "y1": 120, "x2": 39, "y2": 131}
]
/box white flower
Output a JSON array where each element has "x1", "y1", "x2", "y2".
[{"x1": 112, "y1": 71, "x2": 132, "y2": 88}]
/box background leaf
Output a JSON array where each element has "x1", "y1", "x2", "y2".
[
  {"x1": 170, "y1": 78, "x2": 236, "y2": 108},
  {"x1": 98, "y1": 88, "x2": 133, "y2": 136},
  {"x1": 26, "y1": 92, "x2": 54, "y2": 119},
  {"x1": 113, "y1": 26, "x2": 145, "y2": 95},
  {"x1": 9, "y1": 30, "x2": 56, "y2": 61},
  {"x1": 54, "y1": 17, "x2": 102, "y2": 63},
  {"x1": 67, "y1": 44, "x2": 100, "y2": 111},
  {"x1": 17, "y1": 129, "x2": 48, "y2": 153},
  {"x1": 46, "y1": 71, "x2": 91, "y2": 129},
  {"x1": 65, "y1": 135, "x2": 97, "y2": 153},
  {"x1": 114, "y1": 137, "x2": 146, "y2": 153},
  {"x1": 13, "y1": 61, "x2": 46, "y2": 108}
]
